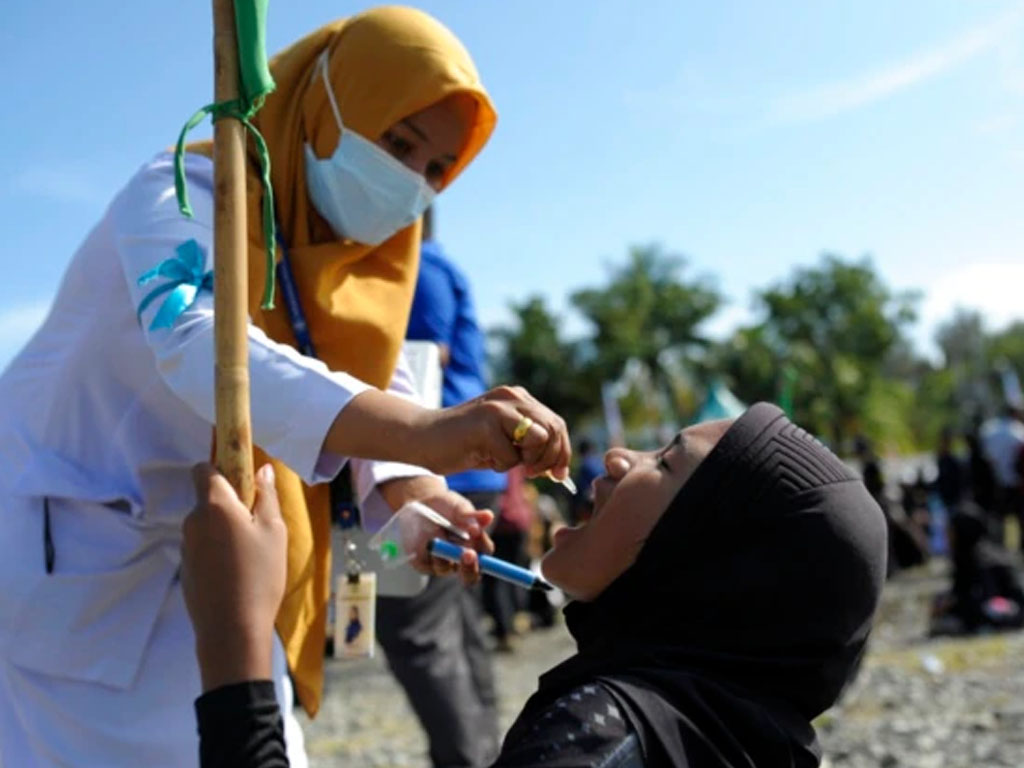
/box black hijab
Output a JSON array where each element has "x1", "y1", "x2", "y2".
[{"x1": 517, "y1": 403, "x2": 888, "y2": 767}]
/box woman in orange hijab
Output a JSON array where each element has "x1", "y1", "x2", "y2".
[{"x1": 0, "y1": 7, "x2": 569, "y2": 768}]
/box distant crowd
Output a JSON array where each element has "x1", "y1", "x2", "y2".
[{"x1": 855, "y1": 406, "x2": 1024, "y2": 635}]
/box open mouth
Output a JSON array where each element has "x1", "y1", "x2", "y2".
[{"x1": 552, "y1": 476, "x2": 614, "y2": 547}]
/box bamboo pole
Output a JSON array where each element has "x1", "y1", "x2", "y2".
[{"x1": 212, "y1": 0, "x2": 255, "y2": 507}]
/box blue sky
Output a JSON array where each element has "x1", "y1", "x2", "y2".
[{"x1": 2, "y1": 0, "x2": 1023, "y2": 370}]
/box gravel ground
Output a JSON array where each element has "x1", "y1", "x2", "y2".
[
  {"x1": 301, "y1": 562, "x2": 1024, "y2": 768},
  {"x1": 303, "y1": 621, "x2": 575, "y2": 767},
  {"x1": 818, "y1": 564, "x2": 1024, "y2": 768}
]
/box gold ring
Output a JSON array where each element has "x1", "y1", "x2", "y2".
[{"x1": 512, "y1": 416, "x2": 534, "y2": 445}]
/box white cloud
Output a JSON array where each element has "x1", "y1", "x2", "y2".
[
  {"x1": 771, "y1": 4, "x2": 1024, "y2": 123},
  {"x1": 10, "y1": 166, "x2": 102, "y2": 205},
  {"x1": 0, "y1": 300, "x2": 50, "y2": 371},
  {"x1": 916, "y1": 261, "x2": 1024, "y2": 358}
]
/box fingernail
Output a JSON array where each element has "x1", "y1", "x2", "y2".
[{"x1": 258, "y1": 464, "x2": 275, "y2": 485}]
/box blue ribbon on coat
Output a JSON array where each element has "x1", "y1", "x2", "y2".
[{"x1": 136, "y1": 239, "x2": 214, "y2": 330}]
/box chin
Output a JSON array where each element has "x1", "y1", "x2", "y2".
[
  {"x1": 539, "y1": 548, "x2": 573, "y2": 596},
  {"x1": 540, "y1": 550, "x2": 598, "y2": 602}
]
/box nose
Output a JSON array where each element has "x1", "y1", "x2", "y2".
[
  {"x1": 604, "y1": 447, "x2": 640, "y2": 479},
  {"x1": 403, "y1": 154, "x2": 429, "y2": 178},
  {"x1": 399, "y1": 151, "x2": 443, "y2": 190}
]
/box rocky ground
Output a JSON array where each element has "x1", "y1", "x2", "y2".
[
  {"x1": 302, "y1": 614, "x2": 575, "y2": 767},
  {"x1": 818, "y1": 563, "x2": 1024, "y2": 768},
  {"x1": 301, "y1": 561, "x2": 1024, "y2": 768}
]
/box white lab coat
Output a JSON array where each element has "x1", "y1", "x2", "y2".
[{"x1": 0, "y1": 153, "x2": 433, "y2": 767}]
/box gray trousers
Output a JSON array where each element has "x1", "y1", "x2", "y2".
[{"x1": 376, "y1": 491, "x2": 502, "y2": 768}]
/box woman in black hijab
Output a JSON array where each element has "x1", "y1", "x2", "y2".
[
  {"x1": 179, "y1": 403, "x2": 887, "y2": 768},
  {"x1": 494, "y1": 402, "x2": 888, "y2": 768}
]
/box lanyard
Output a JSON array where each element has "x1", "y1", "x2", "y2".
[
  {"x1": 275, "y1": 231, "x2": 363, "y2": 544},
  {"x1": 274, "y1": 232, "x2": 316, "y2": 358}
]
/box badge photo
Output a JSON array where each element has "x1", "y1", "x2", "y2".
[{"x1": 334, "y1": 572, "x2": 377, "y2": 659}]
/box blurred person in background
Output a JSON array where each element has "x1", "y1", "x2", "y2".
[
  {"x1": 375, "y1": 205, "x2": 505, "y2": 767},
  {"x1": 571, "y1": 438, "x2": 605, "y2": 524},
  {"x1": 981, "y1": 407, "x2": 1024, "y2": 550},
  {"x1": 966, "y1": 427, "x2": 997, "y2": 514},
  {"x1": 853, "y1": 436, "x2": 886, "y2": 509},
  {"x1": 485, "y1": 465, "x2": 534, "y2": 652},
  {"x1": 935, "y1": 426, "x2": 965, "y2": 511},
  {"x1": 855, "y1": 438, "x2": 927, "y2": 574},
  {"x1": 931, "y1": 501, "x2": 1024, "y2": 635}
]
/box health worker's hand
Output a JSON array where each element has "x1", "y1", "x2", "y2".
[
  {"x1": 181, "y1": 463, "x2": 287, "y2": 692},
  {"x1": 377, "y1": 476, "x2": 495, "y2": 584},
  {"x1": 415, "y1": 386, "x2": 572, "y2": 480},
  {"x1": 324, "y1": 386, "x2": 571, "y2": 481}
]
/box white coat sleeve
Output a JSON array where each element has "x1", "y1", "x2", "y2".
[
  {"x1": 349, "y1": 351, "x2": 446, "y2": 531},
  {"x1": 111, "y1": 153, "x2": 368, "y2": 484}
]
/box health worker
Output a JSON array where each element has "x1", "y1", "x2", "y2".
[{"x1": 0, "y1": 7, "x2": 569, "y2": 767}]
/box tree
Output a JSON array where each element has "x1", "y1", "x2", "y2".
[
  {"x1": 714, "y1": 254, "x2": 917, "y2": 447},
  {"x1": 937, "y1": 309, "x2": 986, "y2": 370},
  {"x1": 489, "y1": 296, "x2": 595, "y2": 426},
  {"x1": 904, "y1": 366, "x2": 958, "y2": 449},
  {"x1": 988, "y1": 322, "x2": 1024, "y2": 367},
  {"x1": 935, "y1": 309, "x2": 991, "y2": 422},
  {"x1": 931, "y1": 312, "x2": 1024, "y2": 422},
  {"x1": 705, "y1": 325, "x2": 779, "y2": 408},
  {"x1": 987, "y1": 321, "x2": 1024, "y2": 405},
  {"x1": 570, "y1": 245, "x2": 721, "y2": 422}
]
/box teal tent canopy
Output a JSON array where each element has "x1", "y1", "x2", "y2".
[{"x1": 692, "y1": 380, "x2": 747, "y2": 424}]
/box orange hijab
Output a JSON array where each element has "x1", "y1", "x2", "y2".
[{"x1": 191, "y1": 6, "x2": 495, "y2": 715}]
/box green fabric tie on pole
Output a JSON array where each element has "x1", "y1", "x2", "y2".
[
  {"x1": 173, "y1": 0, "x2": 278, "y2": 310},
  {"x1": 234, "y1": 0, "x2": 275, "y2": 104}
]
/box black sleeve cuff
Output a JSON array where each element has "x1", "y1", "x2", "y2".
[
  {"x1": 196, "y1": 680, "x2": 279, "y2": 721},
  {"x1": 195, "y1": 680, "x2": 289, "y2": 768}
]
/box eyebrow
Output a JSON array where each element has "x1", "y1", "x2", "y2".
[
  {"x1": 401, "y1": 117, "x2": 429, "y2": 142},
  {"x1": 400, "y1": 118, "x2": 458, "y2": 165}
]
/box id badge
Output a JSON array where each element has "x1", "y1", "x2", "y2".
[{"x1": 334, "y1": 572, "x2": 376, "y2": 659}]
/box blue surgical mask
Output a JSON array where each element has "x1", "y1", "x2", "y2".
[{"x1": 305, "y1": 50, "x2": 436, "y2": 246}]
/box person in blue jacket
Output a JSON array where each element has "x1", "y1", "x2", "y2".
[{"x1": 375, "y1": 206, "x2": 508, "y2": 767}]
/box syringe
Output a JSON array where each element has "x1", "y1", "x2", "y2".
[{"x1": 428, "y1": 538, "x2": 553, "y2": 591}]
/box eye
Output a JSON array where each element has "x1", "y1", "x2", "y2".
[
  {"x1": 381, "y1": 131, "x2": 413, "y2": 159},
  {"x1": 425, "y1": 161, "x2": 445, "y2": 182}
]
